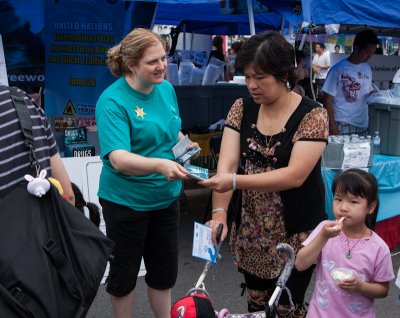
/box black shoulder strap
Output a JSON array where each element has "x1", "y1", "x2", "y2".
[
  {"x1": 0, "y1": 283, "x2": 32, "y2": 318},
  {"x1": 239, "y1": 96, "x2": 259, "y2": 157},
  {"x1": 8, "y1": 87, "x2": 39, "y2": 171}
]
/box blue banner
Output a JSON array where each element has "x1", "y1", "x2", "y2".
[
  {"x1": 44, "y1": 0, "x2": 135, "y2": 116},
  {"x1": 0, "y1": 0, "x2": 45, "y2": 87}
]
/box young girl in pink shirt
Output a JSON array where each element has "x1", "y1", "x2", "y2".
[{"x1": 296, "y1": 168, "x2": 394, "y2": 317}]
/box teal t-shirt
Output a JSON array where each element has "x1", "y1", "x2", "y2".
[{"x1": 95, "y1": 78, "x2": 182, "y2": 211}]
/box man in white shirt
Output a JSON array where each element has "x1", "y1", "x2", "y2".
[
  {"x1": 312, "y1": 43, "x2": 330, "y2": 98},
  {"x1": 322, "y1": 30, "x2": 379, "y2": 135}
]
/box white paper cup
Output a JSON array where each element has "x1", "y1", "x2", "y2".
[
  {"x1": 202, "y1": 64, "x2": 222, "y2": 85},
  {"x1": 331, "y1": 268, "x2": 354, "y2": 285},
  {"x1": 190, "y1": 67, "x2": 204, "y2": 85},
  {"x1": 179, "y1": 62, "x2": 194, "y2": 86},
  {"x1": 166, "y1": 63, "x2": 179, "y2": 86}
]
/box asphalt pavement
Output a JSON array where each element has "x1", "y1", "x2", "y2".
[{"x1": 87, "y1": 189, "x2": 400, "y2": 318}]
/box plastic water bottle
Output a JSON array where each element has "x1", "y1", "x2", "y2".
[
  {"x1": 373, "y1": 131, "x2": 381, "y2": 155},
  {"x1": 350, "y1": 134, "x2": 359, "y2": 143}
]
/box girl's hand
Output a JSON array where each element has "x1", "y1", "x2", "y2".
[
  {"x1": 338, "y1": 276, "x2": 362, "y2": 293},
  {"x1": 321, "y1": 220, "x2": 343, "y2": 239},
  {"x1": 199, "y1": 173, "x2": 233, "y2": 193},
  {"x1": 158, "y1": 159, "x2": 188, "y2": 181},
  {"x1": 205, "y1": 218, "x2": 228, "y2": 244}
]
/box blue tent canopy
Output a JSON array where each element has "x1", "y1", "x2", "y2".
[
  {"x1": 154, "y1": 1, "x2": 284, "y2": 34},
  {"x1": 150, "y1": 0, "x2": 296, "y2": 35},
  {"x1": 301, "y1": 0, "x2": 400, "y2": 36},
  {"x1": 147, "y1": 0, "x2": 400, "y2": 36}
]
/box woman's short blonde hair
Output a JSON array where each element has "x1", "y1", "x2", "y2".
[{"x1": 106, "y1": 28, "x2": 163, "y2": 77}]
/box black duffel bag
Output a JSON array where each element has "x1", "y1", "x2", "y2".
[{"x1": 0, "y1": 183, "x2": 114, "y2": 318}]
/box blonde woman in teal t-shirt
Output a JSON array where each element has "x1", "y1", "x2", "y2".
[{"x1": 96, "y1": 28, "x2": 198, "y2": 318}]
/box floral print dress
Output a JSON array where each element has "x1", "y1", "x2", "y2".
[{"x1": 225, "y1": 97, "x2": 329, "y2": 280}]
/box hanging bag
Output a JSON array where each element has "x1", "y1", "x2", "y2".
[
  {"x1": 0, "y1": 87, "x2": 114, "y2": 317},
  {"x1": 0, "y1": 184, "x2": 114, "y2": 318}
]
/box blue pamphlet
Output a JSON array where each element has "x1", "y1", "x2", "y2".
[
  {"x1": 192, "y1": 222, "x2": 217, "y2": 263},
  {"x1": 176, "y1": 147, "x2": 201, "y2": 164},
  {"x1": 184, "y1": 164, "x2": 209, "y2": 181},
  {"x1": 172, "y1": 134, "x2": 200, "y2": 164}
]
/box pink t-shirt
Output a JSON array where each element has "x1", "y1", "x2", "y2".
[{"x1": 303, "y1": 221, "x2": 394, "y2": 318}]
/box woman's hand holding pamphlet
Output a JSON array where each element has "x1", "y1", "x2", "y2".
[
  {"x1": 173, "y1": 135, "x2": 208, "y2": 181},
  {"x1": 172, "y1": 135, "x2": 200, "y2": 164}
]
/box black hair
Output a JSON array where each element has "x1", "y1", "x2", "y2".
[
  {"x1": 212, "y1": 35, "x2": 224, "y2": 51},
  {"x1": 72, "y1": 182, "x2": 101, "y2": 227},
  {"x1": 353, "y1": 29, "x2": 379, "y2": 51},
  {"x1": 316, "y1": 42, "x2": 326, "y2": 50},
  {"x1": 234, "y1": 32, "x2": 268, "y2": 72},
  {"x1": 295, "y1": 50, "x2": 306, "y2": 65},
  {"x1": 252, "y1": 31, "x2": 297, "y2": 90},
  {"x1": 230, "y1": 40, "x2": 245, "y2": 54},
  {"x1": 331, "y1": 168, "x2": 379, "y2": 230}
]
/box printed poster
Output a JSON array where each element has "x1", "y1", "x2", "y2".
[
  {"x1": 43, "y1": 0, "x2": 156, "y2": 116},
  {"x1": 341, "y1": 142, "x2": 371, "y2": 170},
  {"x1": 44, "y1": 0, "x2": 129, "y2": 116}
]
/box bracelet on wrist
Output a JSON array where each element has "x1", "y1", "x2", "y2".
[
  {"x1": 232, "y1": 172, "x2": 237, "y2": 191},
  {"x1": 212, "y1": 208, "x2": 227, "y2": 214}
]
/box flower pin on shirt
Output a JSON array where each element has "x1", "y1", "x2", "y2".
[{"x1": 134, "y1": 106, "x2": 146, "y2": 119}]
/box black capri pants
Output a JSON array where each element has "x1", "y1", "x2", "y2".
[{"x1": 100, "y1": 198, "x2": 180, "y2": 297}]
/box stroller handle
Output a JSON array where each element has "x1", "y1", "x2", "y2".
[{"x1": 276, "y1": 243, "x2": 295, "y2": 288}]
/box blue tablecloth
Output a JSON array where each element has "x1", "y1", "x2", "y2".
[{"x1": 322, "y1": 155, "x2": 400, "y2": 222}]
